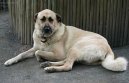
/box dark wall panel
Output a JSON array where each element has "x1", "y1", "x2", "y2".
[{"x1": 8, "y1": 0, "x2": 129, "y2": 47}]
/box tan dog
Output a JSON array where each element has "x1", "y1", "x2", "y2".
[{"x1": 4, "y1": 9, "x2": 128, "y2": 72}]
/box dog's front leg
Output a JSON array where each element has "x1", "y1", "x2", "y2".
[
  {"x1": 35, "y1": 50, "x2": 56, "y2": 62},
  {"x1": 35, "y1": 50, "x2": 65, "y2": 62},
  {"x1": 4, "y1": 47, "x2": 37, "y2": 66}
]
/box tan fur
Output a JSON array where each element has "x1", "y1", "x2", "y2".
[{"x1": 4, "y1": 9, "x2": 128, "y2": 72}]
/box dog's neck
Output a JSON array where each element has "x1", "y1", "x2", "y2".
[{"x1": 43, "y1": 23, "x2": 67, "y2": 44}]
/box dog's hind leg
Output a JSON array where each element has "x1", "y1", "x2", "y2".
[
  {"x1": 40, "y1": 59, "x2": 66, "y2": 68},
  {"x1": 44, "y1": 48, "x2": 79, "y2": 73}
]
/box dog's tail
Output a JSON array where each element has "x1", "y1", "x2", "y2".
[{"x1": 102, "y1": 52, "x2": 128, "y2": 71}]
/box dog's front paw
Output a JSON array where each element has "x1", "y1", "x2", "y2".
[
  {"x1": 37, "y1": 58, "x2": 44, "y2": 62},
  {"x1": 44, "y1": 67, "x2": 56, "y2": 73},
  {"x1": 40, "y1": 61, "x2": 51, "y2": 68},
  {"x1": 4, "y1": 58, "x2": 17, "y2": 66}
]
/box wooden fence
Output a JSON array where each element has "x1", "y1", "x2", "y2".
[
  {"x1": 0, "y1": 0, "x2": 8, "y2": 12},
  {"x1": 8, "y1": 0, "x2": 129, "y2": 47}
]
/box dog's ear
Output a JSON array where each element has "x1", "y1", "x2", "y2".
[
  {"x1": 34, "y1": 13, "x2": 38, "y2": 22},
  {"x1": 56, "y1": 14, "x2": 61, "y2": 23}
]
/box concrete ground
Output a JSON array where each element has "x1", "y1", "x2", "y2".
[{"x1": 0, "y1": 13, "x2": 129, "y2": 83}]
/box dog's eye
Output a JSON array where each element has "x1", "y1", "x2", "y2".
[
  {"x1": 48, "y1": 17, "x2": 53, "y2": 22},
  {"x1": 41, "y1": 16, "x2": 46, "y2": 22}
]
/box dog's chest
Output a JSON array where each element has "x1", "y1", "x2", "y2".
[
  {"x1": 38, "y1": 42, "x2": 51, "y2": 51},
  {"x1": 39, "y1": 42, "x2": 63, "y2": 52}
]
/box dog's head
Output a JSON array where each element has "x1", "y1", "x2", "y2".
[{"x1": 34, "y1": 9, "x2": 61, "y2": 38}]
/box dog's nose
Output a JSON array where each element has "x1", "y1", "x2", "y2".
[{"x1": 42, "y1": 26, "x2": 52, "y2": 34}]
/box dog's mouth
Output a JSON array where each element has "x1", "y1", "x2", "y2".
[{"x1": 42, "y1": 26, "x2": 53, "y2": 38}]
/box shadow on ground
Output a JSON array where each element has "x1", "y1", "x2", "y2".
[{"x1": 0, "y1": 13, "x2": 129, "y2": 83}]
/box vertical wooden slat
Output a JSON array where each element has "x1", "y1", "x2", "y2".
[
  {"x1": 88, "y1": 0, "x2": 92, "y2": 31},
  {"x1": 82, "y1": 0, "x2": 86, "y2": 30},
  {"x1": 76, "y1": 0, "x2": 80, "y2": 28},
  {"x1": 66, "y1": 0, "x2": 70, "y2": 25},
  {"x1": 70, "y1": 0, "x2": 73, "y2": 25},
  {"x1": 92, "y1": 0, "x2": 96, "y2": 32},
  {"x1": 8, "y1": 0, "x2": 13, "y2": 30},
  {"x1": 96, "y1": 0, "x2": 100, "y2": 33},
  {"x1": 51, "y1": 0, "x2": 56, "y2": 11},
  {"x1": 112, "y1": 0, "x2": 117, "y2": 47},
  {"x1": 63, "y1": 0, "x2": 67, "y2": 24},
  {"x1": 114, "y1": 0, "x2": 120, "y2": 47},
  {"x1": 109, "y1": 0, "x2": 114, "y2": 46},
  {"x1": 21, "y1": 0, "x2": 25, "y2": 44},
  {"x1": 127, "y1": 0, "x2": 129, "y2": 45},
  {"x1": 19, "y1": 0, "x2": 22, "y2": 43},
  {"x1": 72, "y1": 0, "x2": 76, "y2": 26},
  {"x1": 80, "y1": 0, "x2": 83, "y2": 29},
  {"x1": 123, "y1": 0, "x2": 128, "y2": 46},
  {"x1": 103, "y1": 0, "x2": 108, "y2": 38},
  {"x1": 105, "y1": 0, "x2": 110, "y2": 45},
  {"x1": 99, "y1": 0, "x2": 104, "y2": 35},
  {"x1": 86, "y1": 0, "x2": 90, "y2": 30},
  {"x1": 14, "y1": 0, "x2": 17, "y2": 37}
]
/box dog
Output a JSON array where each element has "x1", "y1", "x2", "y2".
[{"x1": 4, "y1": 9, "x2": 128, "y2": 72}]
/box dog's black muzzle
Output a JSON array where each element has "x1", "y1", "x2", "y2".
[{"x1": 42, "y1": 26, "x2": 52, "y2": 34}]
